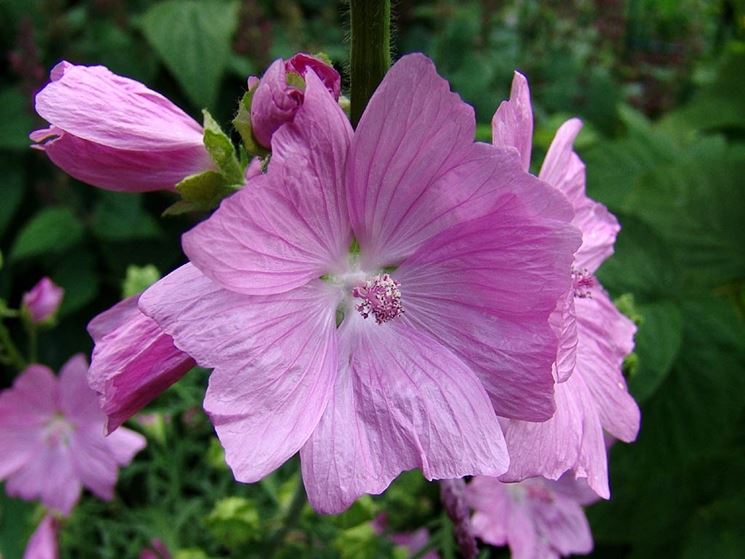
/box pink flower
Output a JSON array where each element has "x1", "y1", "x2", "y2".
[
  {"x1": 31, "y1": 61, "x2": 212, "y2": 192},
  {"x1": 0, "y1": 355, "x2": 146, "y2": 515},
  {"x1": 250, "y1": 53, "x2": 341, "y2": 148},
  {"x1": 23, "y1": 515, "x2": 59, "y2": 559},
  {"x1": 138, "y1": 54, "x2": 580, "y2": 514},
  {"x1": 494, "y1": 72, "x2": 640, "y2": 498},
  {"x1": 468, "y1": 475, "x2": 596, "y2": 559},
  {"x1": 87, "y1": 295, "x2": 194, "y2": 433},
  {"x1": 22, "y1": 277, "x2": 64, "y2": 324}
]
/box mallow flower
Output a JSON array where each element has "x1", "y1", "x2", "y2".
[
  {"x1": 22, "y1": 277, "x2": 64, "y2": 325},
  {"x1": 30, "y1": 61, "x2": 213, "y2": 192},
  {"x1": 87, "y1": 295, "x2": 194, "y2": 433},
  {"x1": 24, "y1": 515, "x2": 59, "y2": 559},
  {"x1": 0, "y1": 355, "x2": 145, "y2": 515},
  {"x1": 135, "y1": 54, "x2": 580, "y2": 513},
  {"x1": 467, "y1": 474, "x2": 597, "y2": 559},
  {"x1": 250, "y1": 52, "x2": 341, "y2": 148},
  {"x1": 494, "y1": 72, "x2": 640, "y2": 498}
]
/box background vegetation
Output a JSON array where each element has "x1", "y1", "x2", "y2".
[{"x1": 1, "y1": 1, "x2": 744, "y2": 557}]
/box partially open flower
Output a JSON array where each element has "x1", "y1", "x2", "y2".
[
  {"x1": 250, "y1": 53, "x2": 341, "y2": 149},
  {"x1": 87, "y1": 295, "x2": 195, "y2": 433},
  {"x1": 22, "y1": 277, "x2": 64, "y2": 325},
  {"x1": 493, "y1": 72, "x2": 640, "y2": 499},
  {"x1": 31, "y1": 61, "x2": 213, "y2": 192}
]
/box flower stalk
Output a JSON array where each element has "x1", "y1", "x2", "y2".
[{"x1": 349, "y1": 0, "x2": 391, "y2": 127}]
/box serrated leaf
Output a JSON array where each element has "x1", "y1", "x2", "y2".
[
  {"x1": 625, "y1": 147, "x2": 745, "y2": 288},
  {"x1": 10, "y1": 207, "x2": 83, "y2": 260},
  {"x1": 167, "y1": 170, "x2": 238, "y2": 214},
  {"x1": 141, "y1": 0, "x2": 239, "y2": 109},
  {"x1": 203, "y1": 110, "x2": 243, "y2": 183}
]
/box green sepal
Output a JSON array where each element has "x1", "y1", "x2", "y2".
[
  {"x1": 232, "y1": 88, "x2": 270, "y2": 157},
  {"x1": 202, "y1": 109, "x2": 243, "y2": 184},
  {"x1": 162, "y1": 170, "x2": 239, "y2": 216}
]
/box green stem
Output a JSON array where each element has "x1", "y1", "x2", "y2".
[
  {"x1": 0, "y1": 322, "x2": 27, "y2": 371},
  {"x1": 349, "y1": 0, "x2": 391, "y2": 127}
]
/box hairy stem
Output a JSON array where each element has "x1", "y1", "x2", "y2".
[{"x1": 349, "y1": 0, "x2": 391, "y2": 127}]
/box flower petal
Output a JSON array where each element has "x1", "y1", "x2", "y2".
[
  {"x1": 300, "y1": 319, "x2": 508, "y2": 514},
  {"x1": 397, "y1": 201, "x2": 580, "y2": 421},
  {"x1": 183, "y1": 71, "x2": 352, "y2": 295},
  {"x1": 35, "y1": 62, "x2": 204, "y2": 150},
  {"x1": 575, "y1": 289, "x2": 639, "y2": 442},
  {"x1": 540, "y1": 118, "x2": 619, "y2": 272},
  {"x1": 88, "y1": 297, "x2": 194, "y2": 433},
  {"x1": 348, "y1": 55, "x2": 574, "y2": 269},
  {"x1": 6, "y1": 443, "x2": 81, "y2": 515},
  {"x1": 500, "y1": 372, "x2": 610, "y2": 499},
  {"x1": 551, "y1": 290, "x2": 578, "y2": 383},
  {"x1": 32, "y1": 128, "x2": 212, "y2": 192},
  {"x1": 492, "y1": 71, "x2": 533, "y2": 171},
  {"x1": 139, "y1": 264, "x2": 339, "y2": 482}
]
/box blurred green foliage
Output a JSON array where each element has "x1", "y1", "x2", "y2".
[{"x1": 1, "y1": 1, "x2": 744, "y2": 558}]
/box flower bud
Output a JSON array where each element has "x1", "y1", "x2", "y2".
[
  {"x1": 250, "y1": 53, "x2": 341, "y2": 149},
  {"x1": 31, "y1": 61, "x2": 213, "y2": 192},
  {"x1": 22, "y1": 277, "x2": 64, "y2": 324}
]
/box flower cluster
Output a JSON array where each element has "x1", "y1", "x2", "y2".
[{"x1": 23, "y1": 50, "x2": 639, "y2": 557}]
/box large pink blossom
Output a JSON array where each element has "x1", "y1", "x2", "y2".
[
  {"x1": 251, "y1": 53, "x2": 341, "y2": 148},
  {"x1": 30, "y1": 61, "x2": 212, "y2": 192},
  {"x1": 467, "y1": 475, "x2": 597, "y2": 559},
  {"x1": 87, "y1": 295, "x2": 195, "y2": 433},
  {"x1": 0, "y1": 355, "x2": 145, "y2": 515},
  {"x1": 494, "y1": 72, "x2": 640, "y2": 498},
  {"x1": 24, "y1": 515, "x2": 59, "y2": 559},
  {"x1": 138, "y1": 54, "x2": 580, "y2": 513}
]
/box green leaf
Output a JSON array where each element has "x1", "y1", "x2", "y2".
[
  {"x1": 625, "y1": 146, "x2": 745, "y2": 288},
  {"x1": 10, "y1": 207, "x2": 83, "y2": 261},
  {"x1": 203, "y1": 110, "x2": 243, "y2": 184},
  {"x1": 581, "y1": 126, "x2": 678, "y2": 212},
  {"x1": 141, "y1": 0, "x2": 239, "y2": 109},
  {"x1": 92, "y1": 192, "x2": 162, "y2": 242},
  {"x1": 163, "y1": 170, "x2": 237, "y2": 215},
  {"x1": 628, "y1": 300, "x2": 683, "y2": 403},
  {"x1": 232, "y1": 89, "x2": 269, "y2": 157},
  {"x1": 0, "y1": 87, "x2": 34, "y2": 150}
]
